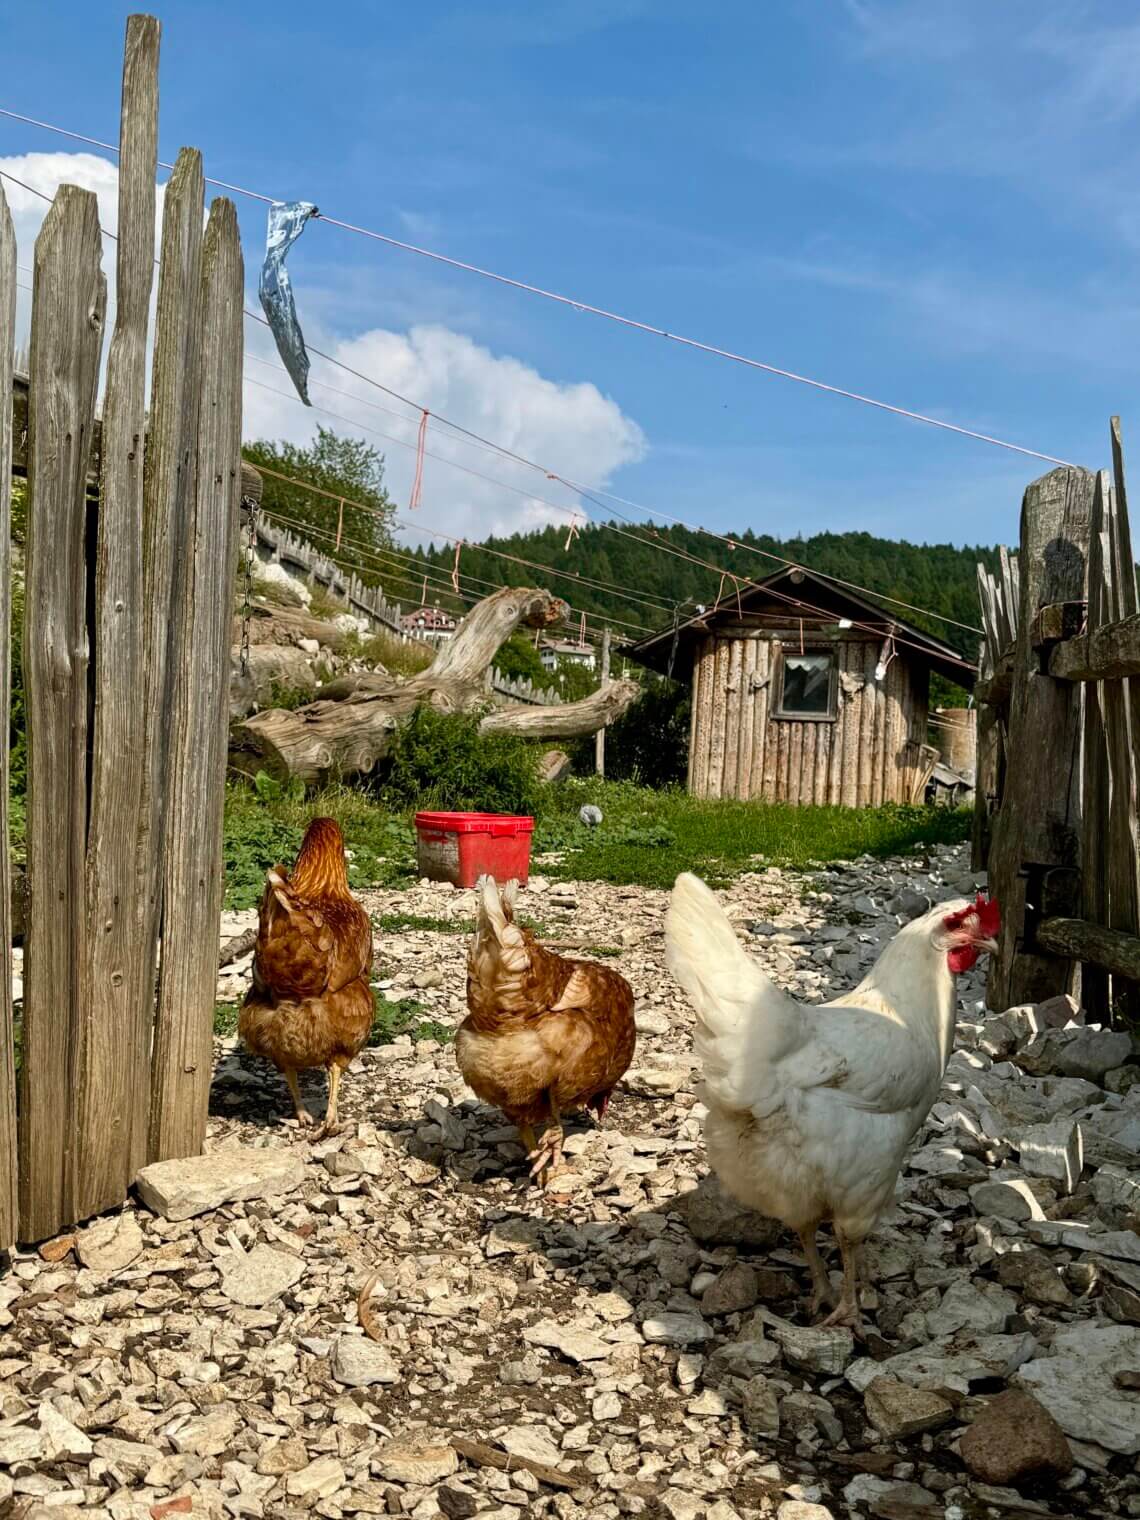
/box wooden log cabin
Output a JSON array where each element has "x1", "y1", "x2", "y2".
[{"x1": 625, "y1": 567, "x2": 976, "y2": 806}]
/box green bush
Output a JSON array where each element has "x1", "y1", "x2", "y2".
[
  {"x1": 378, "y1": 706, "x2": 542, "y2": 817},
  {"x1": 596, "y1": 677, "x2": 690, "y2": 788}
]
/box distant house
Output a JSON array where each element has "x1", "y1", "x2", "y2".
[
  {"x1": 624, "y1": 566, "x2": 976, "y2": 807},
  {"x1": 402, "y1": 605, "x2": 457, "y2": 642},
  {"x1": 539, "y1": 639, "x2": 596, "y2": 673}
]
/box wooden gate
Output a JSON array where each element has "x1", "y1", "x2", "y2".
[{"x1": 0, "y1": 13, "x2": 244, "y2": 1246}]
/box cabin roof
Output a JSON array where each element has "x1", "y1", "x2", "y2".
[{"x1": 623, "y1": 564, "x2": 976, "y2": 690}]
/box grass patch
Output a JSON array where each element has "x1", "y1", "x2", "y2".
[
  {"x1": 220, "y1": 771, "x2": 969, "y2": 908},
  {"x1": 535, "y1": 778, "x2": 971, "y2": 890},
  {"x1": 370, "y1": 993, "x2": 452, "y2": 1045},
  {"x1": 372, "y1": 911, "x2": 475, "y2": 935},
  {"x1": 215, "y1": 1001, "x2": 241, "y2": 1037},
  {"x1": 341, "y1": 627, "x2": 434, "y2": 678},
  {"x1": 222, "y1": 779, "x2": 415, "y2": 909}
]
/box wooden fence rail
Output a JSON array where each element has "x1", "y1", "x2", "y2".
[
  {"x1": 0, "y1": 14, "x2": 245, "y2": 1247},
  {"x1": 977, "y1": 419, "x2": 1140, "y2": 1021}
]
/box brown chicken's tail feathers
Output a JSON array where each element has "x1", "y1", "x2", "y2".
[
  {"x1": 475, "y1": 875, "x2": 521, "y2": 927},
  {"x1": 472, "y1": 874, "x2": 529, "y2": 973}
]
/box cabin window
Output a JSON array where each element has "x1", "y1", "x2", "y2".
[{"x1": 774, "y1": 648, "x2": 837, "y2": 721}]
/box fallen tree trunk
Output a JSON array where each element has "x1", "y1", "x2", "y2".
[{"x1": 229, "y1": 587, "x2": 641, "y2": 786}]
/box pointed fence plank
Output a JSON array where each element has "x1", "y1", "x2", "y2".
[
  {"x1": 150, "y1": 198, "x2": 244, "y2": 1159},
  {"x1": 0, "y1": 184, "x2": 17, "y2": 1250},
  {"x1": 19, "y1": 186, "x2": 107, "y2": 1240},
  {"x1": 1081, "y1": 474, "x2": 1113, "y2": 1022},
  {"x1": 76, "y1": 12, "x2": 161, "y2": 1220},
  {"x1": 135, "y1": 145, "x2": 205, "y2": 1167}
]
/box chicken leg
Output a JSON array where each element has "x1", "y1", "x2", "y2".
[
  {"x1": 311, "y1": 1063, "x2": 344, "y2": 1142},
  {"x1": 798, "y1": 1227, "x2": 836, "y2": 1314},
  {"x1": 527, "y1": 1098, "x2": 565, "y2": 1182},
  {"x1": 284, "y1": 1069, "x2": 315, "y2": 1129},
  {"x1": 818, "y1": 1229, "x2": 865, "y2": 1334}
]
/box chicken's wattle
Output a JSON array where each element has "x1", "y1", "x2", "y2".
[{"x1": 948, "y1": 944, "x2": 979, "y2": 973}]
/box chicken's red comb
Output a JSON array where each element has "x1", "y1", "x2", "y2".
[{"x1": 943, "y1": 892, "x2": 1001, "y2": 938}]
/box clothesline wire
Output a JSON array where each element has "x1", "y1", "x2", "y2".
[
  {"x1": 0, "y1": 102, "x2": 1075, "y2": 470},
  {"x1": 252, "y1": 461, "x2": 658, "y2": 635},
  {"x1": 244, "y1": 375, "x2": 678, "y2": 616},
  {"x1": 247, "y1": 346, "x2": 985, "y2": 639},
  {"x1": 261, "y1": 503, "x2": 646, "y2": 640},
  {"x1": 258, "y1": 504, "x2": 622, "y2": 649},
  {"x1": 253, "y1": 458, "x2": 975, "y2": 674},
  {"x1": 3, "y1": 160, "x2": 983, "y2": 641}
]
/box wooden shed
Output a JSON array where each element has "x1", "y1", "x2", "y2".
[{"x1": 625, "y1": 567, "x2": 976, "y2": 806}]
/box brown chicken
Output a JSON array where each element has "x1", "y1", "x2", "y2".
[
  {"x1": 239, "y1": 817, "x2": 373, "y2": 1138},
  {"x1": 456, "y1": 875, "x2": 636, "y2": 1179}
]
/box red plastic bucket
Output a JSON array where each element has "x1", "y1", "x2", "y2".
[{"x1": 414, "y1": 811, "x2": 535, "y2": 888}]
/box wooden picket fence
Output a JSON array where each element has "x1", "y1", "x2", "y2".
[
  {"x1": 0, "y1": 14, "x2": 244, "y2": 1247},
  {"x1": 975, "y1": 420, "x2": 1140, "y2": 1019}
]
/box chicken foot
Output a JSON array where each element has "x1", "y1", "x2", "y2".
[
  {"x1": 527, "y1": 1099, "x2": 565, "y2": 1183},
  {"x1": 797, "y1": 1228, "x2": 837, "y2": 1314},
  {"x1": 817, "y1": 1230, "x2": 866, "y2": 1336},
  {"x1": 311, "y1": 1064, "x2": 344, "y2": 1142},
  {"x1": 284, "y1": 1069, "x2": 315, "y2": 1129}
]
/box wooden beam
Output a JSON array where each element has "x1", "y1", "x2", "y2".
[
  {"x1": 1048, "y1": 612, "x2": 1140, "y2": 681},
  {"x1": 1032, "y1": 600, "x2": 1086, "y2": 647},
  {"x1": 1037, "y1": 917, "x2": 1140, "y2": 982},
  {"x1": 595, "y1": 625, "x2": 611, "y2": 776},
  {"x1": 11, "y1": 371, "x2": 263, "y2": 503}
]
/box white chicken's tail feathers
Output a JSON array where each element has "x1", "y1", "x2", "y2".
[
  {"x1": 665, "y1": 872, "x2": 802, "y2": 1110},
  {"x1": 665, "y1": 873, "x2": 772, "y2": 1027}
]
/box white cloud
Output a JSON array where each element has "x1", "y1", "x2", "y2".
[
  {"x1": 244, "y1": 322, "x2": 647, "y2": 546},
  {"x1": 2, "y1": 150, "x2": 167, "y2": 374},
  {"x1": 3, "y1": 150, "x2": 647, "y2": 550}
]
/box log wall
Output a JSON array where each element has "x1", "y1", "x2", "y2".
[{"x1": 687, "y1": 629, "x2": 932, "y2": 806}]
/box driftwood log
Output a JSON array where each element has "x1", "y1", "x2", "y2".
[{"x1": 229, "y1": 587, "x2": 640, "y2": 786}]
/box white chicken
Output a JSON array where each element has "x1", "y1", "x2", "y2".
[{"x1": 665, "y1": 873, "x2": 1000, "y2": 1330}]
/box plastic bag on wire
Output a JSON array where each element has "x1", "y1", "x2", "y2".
[{"x1": 258, "y1": 200, "x2": 319, "y2": 405}]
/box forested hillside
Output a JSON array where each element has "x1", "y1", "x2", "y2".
[
  {"x1": 244, "y1": 429, "x2": 994, "y2": 663},
  {"x1": 411, "y1": 522, "x2": 996, "y2": 661}
]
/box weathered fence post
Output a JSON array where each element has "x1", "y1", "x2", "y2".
[
  {"x1": 986, "y1": 466, "x2": 1094, "y2": 1011},
  {"x1": 19, "y1": 187, "x2": 107, "y2": 1239},
  {"x1": 75, "y1": 13, "x2": 160, "y2": 1219},
  {"x1": 595, "y1": 625, "x2": 611, "y2": 775},
  {"x1": 0, "y1": 183, "x2": 17, "y2": 1251},
  {"x1": 150, "y1": 198, "x2": 244, "y2": 1159},
  {"x1": 1090, "y1": 424, "x2": 1139, "y2": 1017},
  {"x1": 135, "y1": 145, "x2": 206, "y2": 1166}
]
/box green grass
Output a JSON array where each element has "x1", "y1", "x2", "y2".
[
  {"x1": 218, "y1": 773, "x2": 970, "y2": 908},
  {"x1": 372, "y1": 910, "x2": 475, "y2": 935},
  {"x1": 534, "y1": 778, "x2": 972, "y2": 890},
  {"x1": 222, "y1": 779, "x2": 416, "y2": 909},
  {"x1": 369, "y1": 994, "x2": 453, "y2": 1046}
]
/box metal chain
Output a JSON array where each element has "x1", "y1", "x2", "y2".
[{"x1": 239, "y1": 497, "x2": 259, "y2": 677}]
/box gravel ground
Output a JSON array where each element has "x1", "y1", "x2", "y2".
[{"x1": 2, "y1": 842, "x2": 1139, "y2": 1519}]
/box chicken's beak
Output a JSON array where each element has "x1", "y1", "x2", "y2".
[{"x1": 977, "y1": 936, "x2": 999, "y2": 957}]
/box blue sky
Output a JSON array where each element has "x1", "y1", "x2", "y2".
[{"x1": 3, "y1": 0, "x2": 1138, "y2": 551}]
